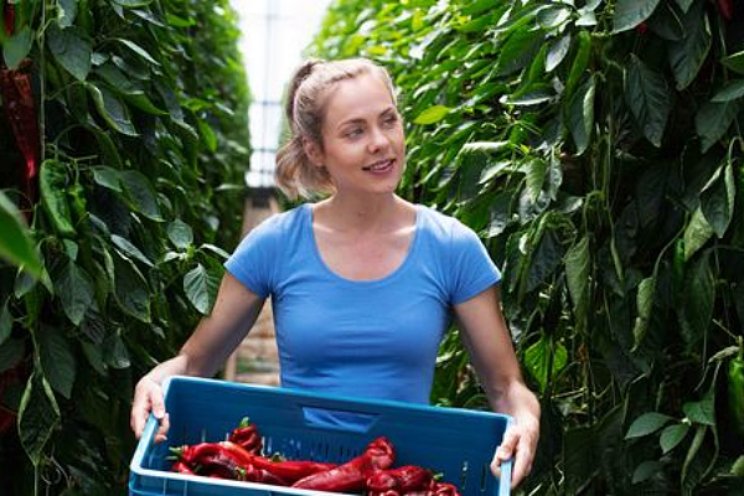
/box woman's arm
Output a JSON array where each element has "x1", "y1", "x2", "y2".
[
  {"x1": 130, "y1": 273, "x2": 265, "y2": 440},
  {"x1": 453, "y1": 284, "x2": 540, "y2": 489}
]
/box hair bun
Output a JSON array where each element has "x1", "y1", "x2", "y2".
[{"x1": 286, "y1": 59, "x2": 325, "y2": 121}]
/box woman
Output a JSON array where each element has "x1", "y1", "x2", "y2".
[{"x1": 130, "y1": 58, "x2": 540, "y2": 488}]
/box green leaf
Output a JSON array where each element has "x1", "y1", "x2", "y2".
[
  {"x1": 546, "y1": 34, "x2": 571, "y2": 73},
  {"x1": 112, "y1": 253, "x2": 150, "y2": 322},
  {"x1": 524, "y1": 334, "x2": 568, "y2": 393},
  {"x1": 632, "y1": 276, "x2": 656, "y2": 351},
  {"x1": 613, "y1": 0, "x2": 661, "y2": 33},
  {"x1": 111, "y1": 235, "x2": 153, "y2": 267},
  {"x1": 167, "y1": 219, "x2": 194, "y2": 249},
  {"x1": 700, "y1": 161, "x2": 735, "y2": 237},
  {"x1": 37, "y1": 325, "x2": 76, "y2": 399},
  {"x1": 683, "y1": 388, "x2": 715, "y2": 426},
  {"x1": 525, "y1": 159, "x2": 548, "y2": 202},
  {"x1": 18, "y1": 366, "x2": 61, "y2": 467},
  {"x1": 675, "y1": 0, "x2": 695, "y2": 13},
  {"x1": 92, "y1": 166, "x2": 122, "y2": 192},
  {"x1": 47, "y1": 24, "x2": 91, "y2": 81},
  {"x1": 680, "y1": 252, "x2": 715, "y2": 347},
  {"x1": 626, "y1": 54, "x2": 671, "y2": 147},
  {"x1": 568, "y1": 75, "x2": 595, "y2": 155},
  {"x1": 537, "y1": 6, "x2": 571, "y2": 29},
  {"x1": 414, "y1": 105, "x2": 451, "y2": 125},
  {"x1": 668, "y1": 5, "x2": 711, "y2": 90},
  {"x1": 683, "y1": 208, "x2": 714, "y2": 260},
  {"x1": 52, "y1": 259, "x2": 94, "y2": 326},
  {"x1": 116, "y1": 38, "x2": 160, "y2": 66},
  {"x1": 0, "y1": 338, "x2": 24, "y2": 373},
  {"x1": 103, "y1": 332, "x2": 131, "y2": 369},
  {"x1": 711, "y1": 80, "x2": 744, "y2": 102},
  {"x1": 118, "y1": 170, "x2": 163, "y2": 221},
  {"x1": 3, "y1": 26, "x2": 33, "y2": 70},
  {"x1": 0, "y1": 192, "x2": 42, "y2": 277},
  {"x1": 496, "y1": 27, "x2": 543, "y2": 76},
  {"x1": 0, "y1": 301, "x2": 11, "y2": 346},
  {"x1": 660, "y1": 423, "x2": 690, "y2": 453},
  {"x1": 565, "y1": 31, "x2": 591, "y2": 99},
  {"x1": 112, "y1": 0, "x2": 153, "y2": 7},
  {"x1": 565, "y1": 236, "x2": 590, "y2": 332},
  {"x1": 197, "y1": 119, "x2": 218, "y2": 152},
  {"x1": 88, "y1": 84, "x2": 138, "y2": 136},
  {"x1": 731, "y1": 456, "x2": 744, "y2": 476},
  {"x1": 625, "y1": 412, "x2": 673, "y2": 439},
  {"x1": 721, "y1": 50, "x2": 744, "y2": 75},
  {"x1": 184, "y1": 263, "x2": 220, "y2": 315},
  {"x1": 695, "y1": 100, "x2": 741, "y2": 152},
  {"x1": 57, "y1": 0, "x2": 78, "y2": 28},
  {"x1": 632, "y1": 460, "x2": 662, "y2": 484}
]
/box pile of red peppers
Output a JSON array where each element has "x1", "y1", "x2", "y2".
[{"x1": 170, "y1": 418, "x2": 461, "y2": 496}]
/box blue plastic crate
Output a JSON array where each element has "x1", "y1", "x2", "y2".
[{"x1": 129, "y1": 376, "x2": 512, "y2": 496}]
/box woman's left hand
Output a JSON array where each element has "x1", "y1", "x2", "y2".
[{"x1": 490, "y1": 415, "x2": 539, "y2": 488}]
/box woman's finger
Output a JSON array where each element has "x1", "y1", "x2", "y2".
[
  {"x1": 154, "y1": 412, "x2": 170, "y2": 444},
  {"x1": 510, "y1": 434, "x2": 535, "y2": 489},
  {"x1": 490, "y1": 426, "x2": 520, "y2": 477}
]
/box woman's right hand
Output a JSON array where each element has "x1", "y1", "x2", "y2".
[{"x1": 131, "y1": 375, "x2": 170, "y2": 443}]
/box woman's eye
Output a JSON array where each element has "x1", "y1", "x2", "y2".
[
  {"x1": 346, "y1": 128, "x2": 363, "y2": 138},
  {"x1": 383, "y1": 116, "x2": 397, "y2": 126}
]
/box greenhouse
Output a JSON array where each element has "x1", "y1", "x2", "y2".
[{"x1": 0, "y1": 0, "x2": 743, "y2": 494}]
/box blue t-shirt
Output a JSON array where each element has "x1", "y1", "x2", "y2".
[{"x1": 225, "y1": 203, "x2": 501, "y2": 406}]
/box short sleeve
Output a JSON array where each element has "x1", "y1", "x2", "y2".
[
  {"x1": 448, "y1": 220, "x2": 502, "y2": 304},
  {"x1": 224, "y1": 216, "x2": 281, "y2": 298}
]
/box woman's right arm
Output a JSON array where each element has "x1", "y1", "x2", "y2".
[{"x1": 130, "y1": 272, "x2": 266, "y2": 441}]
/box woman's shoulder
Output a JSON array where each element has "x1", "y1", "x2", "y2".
[{"x1": 416, "y1": 204, "x2": 474, "y2": 240}]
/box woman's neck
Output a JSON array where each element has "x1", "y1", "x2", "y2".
[{"x1": 314, "y1": 193, "x2": 408, "y2": 234}]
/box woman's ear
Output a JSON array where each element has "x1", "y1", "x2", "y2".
[{"x1": 302, "y1": 137, "x2": 324, "y2": 168}]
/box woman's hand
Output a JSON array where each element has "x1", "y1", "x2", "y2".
[
  {"x1": 490, "y1": 414, "x2": 540, "y2": 488},
  {"x1": 130, "y1": 375, "x2": 170, "y2": 443},
  {"x1": 453, "y1": 285, "x2": 541, "y2": 488}
]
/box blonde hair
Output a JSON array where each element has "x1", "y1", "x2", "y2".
[{"x1": 275, "y1": 58, "x2": 397, "y2": 199}]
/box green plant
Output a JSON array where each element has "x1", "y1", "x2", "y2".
[
  {"x1": 0, "y1": 0, "x2": 250, "y2": 493},
  {"x1": 312, "y1": 0, "x2": 744, "y2": 493}
]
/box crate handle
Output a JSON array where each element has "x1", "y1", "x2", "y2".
[{"x1": 301, "y1": 406, "x2": 379, "y2": 433}]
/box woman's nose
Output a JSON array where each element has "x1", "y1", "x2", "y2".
[{"x1": 367, "y1": 126, "x2": 390, "y2": 153}]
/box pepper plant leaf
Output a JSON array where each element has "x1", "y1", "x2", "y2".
[
  {"x1": 668, "y1": 4, "x2": 711, "y2": 90},
  {"x1": 37, "y1": 324, "x2": 77, "y2": 399},
  {"x1": 18, "y1": 365, "x2": 61, "y2": 467},
  {"x1": 0, "y1": 192, "x2": 42, "y2": 277},
  {"x1": 700, "y1": 161, "x2": 735, "y2": 238},
  {"x1": 626, "y1": 54, "x2": 671, "y2": 147},
  {"x1": 47, "y1": 24, "x2": 91, "y2": 81},
  {"x1": 625, "y1": 412, "x2": 673, "y2": 439},
  {"x1": 613, "y1": 0, "x2": 661, "y2": 33}
]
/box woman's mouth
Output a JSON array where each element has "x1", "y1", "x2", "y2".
[{"x1": 362, "y1": 159, "x2": 395, "y2": 174}]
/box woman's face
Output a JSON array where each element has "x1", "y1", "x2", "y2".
[{"x1": 306, "y1": 73, "x2": 406, "y2": 197}]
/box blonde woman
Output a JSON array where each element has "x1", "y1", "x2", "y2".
[{"x1": 131, "y1": 58, "x2": 540, "y2": 488}]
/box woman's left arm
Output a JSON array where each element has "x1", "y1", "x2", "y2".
[{"x1": 453, "y1": 284, "x2": 540, "y2": 489}]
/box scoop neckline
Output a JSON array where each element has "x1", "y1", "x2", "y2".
[{"x1": 303, "y1": 203, "x2": 421, "y2": 285}]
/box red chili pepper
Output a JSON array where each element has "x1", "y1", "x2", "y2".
[
  {"x1": 220, "y1": 441, "x2": 336, "y2": 483},
  {"x1": 0, "y1": 61, "x2": 39, "y2": 209},
  {"x1": 427, "y1": 482, "x2": 461, "y2": 496},
  {"x1": 717, "y1": 0, "x2": 733, "y2": 21},
  {"x1": 635, "y1": 22, "x2": 648, "y2": 35},
  {"x1": 196, "y1": 452, "x2": 247, "y2": 480},
  {"x1": 367, "y1": 466, "x2": 433, "y2": 494},
  {"x1": 3, "y1": 2, "x2": 15, "y2": 36},
  {"x1": 171, "y1": 461, "x2": 195, "y2": 475},
  {"x1": 228, "y1": 417, "x2": 263, "y2": 454},
  {"x1": 292, "y1": 437, "x2": 395, "y2": 492}
]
